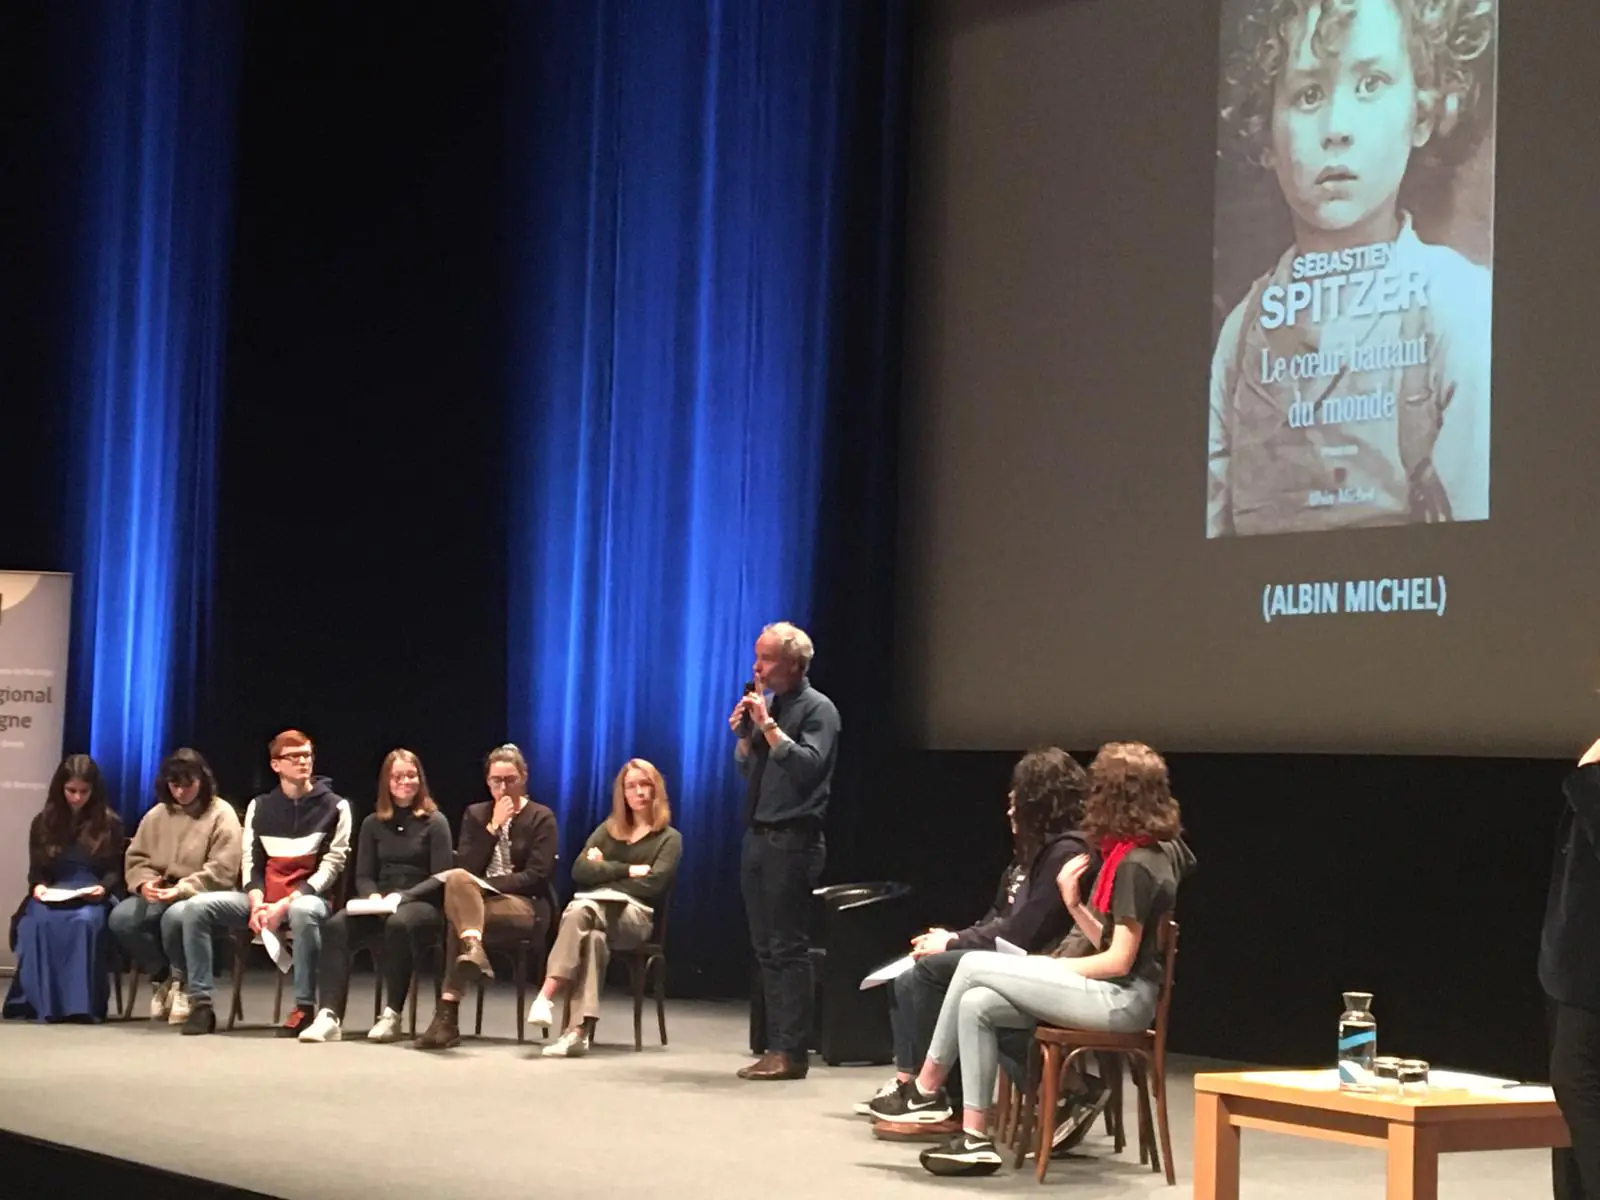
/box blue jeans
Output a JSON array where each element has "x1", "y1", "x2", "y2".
[
  {"x1": 182, "y1": 891, "x2": 331, "y2": 1009},
  {"x1": 741, "y1": 824, "x2": 825, "y2": 1058},
  {"x1": 926, "y1": 951, "x2": 1157, "y2": 1114},
  {"x1": 108, "y1": 894, "x2": 192, "y2": 980}
]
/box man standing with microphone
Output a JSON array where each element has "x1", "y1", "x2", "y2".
[{"x1": 729, "y1": 621, "x2": 840, "y2": 1081}]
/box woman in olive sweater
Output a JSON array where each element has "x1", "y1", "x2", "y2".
[{"x1": 528, "y1": 758, "x2": 682, "y2": 1057}]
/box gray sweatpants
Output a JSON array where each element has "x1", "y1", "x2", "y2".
[{"x1": 925, "y1": 950, "x2": 1157, "y2": 1113}]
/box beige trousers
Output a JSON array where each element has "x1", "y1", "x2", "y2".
[{"x1": 547, "y1": 897, "x2": 654, "y2": 1022}]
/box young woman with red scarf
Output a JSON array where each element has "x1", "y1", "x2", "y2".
[{"x1": 902, "y1": 742, "x2": 1196, "y2": 1178}]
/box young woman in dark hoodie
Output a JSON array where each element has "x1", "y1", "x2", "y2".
[{"x1": 862, "y1": 747, "x2": 1097, "y2": 1126}]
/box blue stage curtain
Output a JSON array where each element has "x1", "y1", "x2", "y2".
[
  {"x1": 63, "y1": 2, "x2": 238, "y2": 824},
  {"x1": 508, "y1": 0, "x2": 903, "y2": 975}
]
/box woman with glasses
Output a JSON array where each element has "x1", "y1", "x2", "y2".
[
  {"x1": 299, "y1": 748, "x2": 452, "y2": 1043},
  {"x1": 416, "y1": 744, "x2": 559, "y2": 1050}
]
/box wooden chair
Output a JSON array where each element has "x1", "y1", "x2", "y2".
[
  {"x1": 558, "y1": 887, "x2": 675, "y2": 1050},
  {"x1": 622, "y1": 887, "x2": 672, "y2": 1050},
  {"x1": 226, "y1": 882, "x2": 350, "y2": 1029},
  {"x1": 468, "y1": 879, "x2": 561, "y2": 1044},
  {"x1": 1010, "y1": 916, "x2": 1180, "y2": 1185}
]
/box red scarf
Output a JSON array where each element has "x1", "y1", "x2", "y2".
[{"x1": 1091, "y1": 835, "x2": 1153, "y2": 913}]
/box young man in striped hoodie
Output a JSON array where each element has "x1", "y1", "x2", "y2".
[{"x1": 173, "y1": 729, "x2": 351, "y2": 1036}]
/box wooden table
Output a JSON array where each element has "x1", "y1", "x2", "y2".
[{"x1": 1193, "y1": 1069, "x2": 1569, "y2": 1200}]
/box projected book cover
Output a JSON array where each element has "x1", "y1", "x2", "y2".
[{"x1": 1207, "y1": 0, "x2": 1497, "y2": 539}]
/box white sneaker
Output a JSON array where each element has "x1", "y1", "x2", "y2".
[
  {"x1": 368, "y1": 1006, "x2": 405, "y2": 1043},
  {"x1": 527, "y1": 994, "x2": 555, "y2": 1029},
  {"x1": 856, "y1": 1076, "x2": 902, "y2": 1116},
  {"x1": 542, "y1": 1029, "x2": 590, "y2": 1058},
  {"x1": 149, "y1": 978, "x2": 174, "y2": 1021},
  {"x1": 299, "y1": 1008, "x2": 342, "y2": 1043},
  {"x1": 168, "y1": 989, "x2": 192, "y2": 1026}
]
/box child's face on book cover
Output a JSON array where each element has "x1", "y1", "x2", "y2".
[{"x1": 1267, "y1": 0, "x2": 1428, "y2": 244}]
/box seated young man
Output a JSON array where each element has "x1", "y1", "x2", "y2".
[
  {"x1": 416, "y1": 744, "x2": 558, "y2": 1050},
  {"x1": 174, "y1": 729, "x2": 351, "y2": 1035},
  {"x1": 864, "y1": 747, "x2": 1095, "y2": 1138}
]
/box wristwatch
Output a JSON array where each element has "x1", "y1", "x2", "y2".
[{"x1": 760, "y1": 718, "x2": 778, "y2": 732}]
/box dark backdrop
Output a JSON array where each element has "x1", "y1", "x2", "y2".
[{"x1": 201, "y1": 7, "x2": 512, "y2": 829}]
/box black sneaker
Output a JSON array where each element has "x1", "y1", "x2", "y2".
[
  {"x1": 866, "y1": 1079, "x2": 953, "y2": 1124},
  {"x1": 278, "y1": 1005, "x2": 315, "y2": 1038},
  {"x1": 920, "y1": 1131, "x2": 1002, "y2": 1177},
  {"x1": 1052, "y1": 1079, "x2": 1112, "y2": 1154},
  {"x1": 180, "y1": 1002, "x2": 216, "y2": 1036}
]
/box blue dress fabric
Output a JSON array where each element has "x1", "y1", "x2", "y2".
[{"x1": 4, "y1": 847, "x2": 113, "y2": 1022}]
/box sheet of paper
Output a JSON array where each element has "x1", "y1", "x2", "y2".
[
  {"x1": 995, "y1": 936, "x2": 1026, "y2": 956},
  {"x1": 433, "y1": 870, "x2": 500, "y2": 895},
  {"x1": 259, "y1": 926, "x2": 292, "y2": 973},
  {"x1": 860, "y1": 954, "x2": 915, "y2": 990},
  {"x1": 344, "y1": 896, "x2": 401, "y2": 917},
  {"x1": 573, "y1": 887, "x2": 651, "y2": 911},
  {"x1": 36, "y1": 886, "x2": 99, "y2": 904}
]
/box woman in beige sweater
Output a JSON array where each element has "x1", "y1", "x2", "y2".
[{"x1": 108, "y1": 748, "x2": 242, "y2": 1022}]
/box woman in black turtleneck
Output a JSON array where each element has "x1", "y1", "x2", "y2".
[{"x1": 299, "y1": 749, "x2": 451, "y2": 1043}]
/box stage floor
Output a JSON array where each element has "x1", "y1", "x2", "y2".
[{"x1": 0, "y1": 976, "x2": 1552, "y2": 1198}]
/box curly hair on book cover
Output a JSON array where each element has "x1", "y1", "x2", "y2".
[{"x1": 1219, "y1": 0, "x2": 1496, "y2": 172}]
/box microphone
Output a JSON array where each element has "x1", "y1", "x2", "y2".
[{"x1": 738, "y1": 679, "x2": 758, "y2": 736}]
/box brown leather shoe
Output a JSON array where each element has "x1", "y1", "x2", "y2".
[
  {"x1": 416, "y1": 1001, "x2": 461, "y2": 1050},
  {"x1": 873, "y1": 1117, "x2": 961, "y2": 1142},
  {"x1": 738, "y1": 1052, "x2": 809, "y2": 1081},
  {"x1": 453, "y1": 937, "x2": 494, "y2": 987}
]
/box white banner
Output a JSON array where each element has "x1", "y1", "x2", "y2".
[{"x1": 0, "y1": 572, "x2": 72, "y2": 969}]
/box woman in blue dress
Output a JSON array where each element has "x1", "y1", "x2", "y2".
[{"x1": 4, "y1": 754, "x2": 126, "y2": 1021}]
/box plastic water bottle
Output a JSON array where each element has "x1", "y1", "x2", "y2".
[{"x1": 1338, "y1": 991, "x2": 1377, "y2": 1092}]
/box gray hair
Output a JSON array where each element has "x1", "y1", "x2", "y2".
[{"x1": 762, "y1": 621, "x2": 815, "y2": 673}]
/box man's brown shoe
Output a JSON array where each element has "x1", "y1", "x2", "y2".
[
  {"x1": 453, "y1": 937, "x2": 494, "y2": 987},
  {"x1": 738, "y1": 1052, "x2": 809, "y2": 1081},
  {"x1": 873, "y1": 1117, "x2": 961, "y2": 1142},
  {"x1": 416, "y1": 1001, "x2": 461, "y2": 1050}
]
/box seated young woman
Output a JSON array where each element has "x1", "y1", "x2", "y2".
[
  {"x1": 416, "y1": 743, "x2": 558, "y2": 1050},
  {"x1": 896, "y1": 741, "x2": 1196, "y2": 1178},
  {"x1": 4, "y1": 755, "x2": 126, "y2": 1022},
  {"x1": 866, "y1": 746, "x2": 1095, "y2": 1126},
  {"x1": 528, "y1": 757, "x2": 682, "y2": 1057},
  {"x1": 300, "y1": 748, "x2": 451, "y2": 1043},
  {"x1": 108, "y1": 748, "x2": 242, "y2": 1024}
]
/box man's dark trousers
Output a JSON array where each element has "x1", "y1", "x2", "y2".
[{"x1": 743, "y1": 822, "x2": 825, "y2": 1060}]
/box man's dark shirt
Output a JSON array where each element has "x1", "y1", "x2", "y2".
[{"x1": 738, "y1": 678, "x2": 841, "y2": 826}]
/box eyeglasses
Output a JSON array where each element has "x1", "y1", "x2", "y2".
[
  {"x1": 276, "y1": 750, "x2": 314, "y2": 762},
  {"x1": 487, "y1": 775, "x2": 520, "y2": 789}
]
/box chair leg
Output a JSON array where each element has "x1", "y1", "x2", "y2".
[
  {"x1": 1107, "y1": 1054, "x2": 1127, "y2": 1154},
  {"x1": 474, "y1": 983, "x2": 485, "y2": 1037},
  {"x1": 272, "y1": 969, "x2": 284, "y2": 1025},
  {"x1": 408, "y1": 968, "x2": 420, "y2": 1036},
  {"x1": 1132, "y1": 1057, "x2": 1158, "y2": 1172},
  {"x1": 514, "y1": 947, "x2": 528, "y2": 1045},
  {"x1": 373, "y1": 950, "x2": 384, "y2": 1022},
  {"x1": 123, "y1": 964, "x2": 142, "y2": 1020},
  {"x1": 227, "y1": 940, "x2": 245, "y2": 1030},
  {"x1": 654, "y1": 954, "x2": 668, "y2": 1046},
  {"x1": 1013, "y1": 1041, "x2": 1039, "y2": 1170},
  {"x1": 631, "y1": 956, "x2": 645, "y2": 1052},
  {"x1": 1036, "y1": 1043, "x2": 1063, "y2": 1183},
  {"x1": 1152, "y1": 1060, "x2": 1176, "y2": 1186}
]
